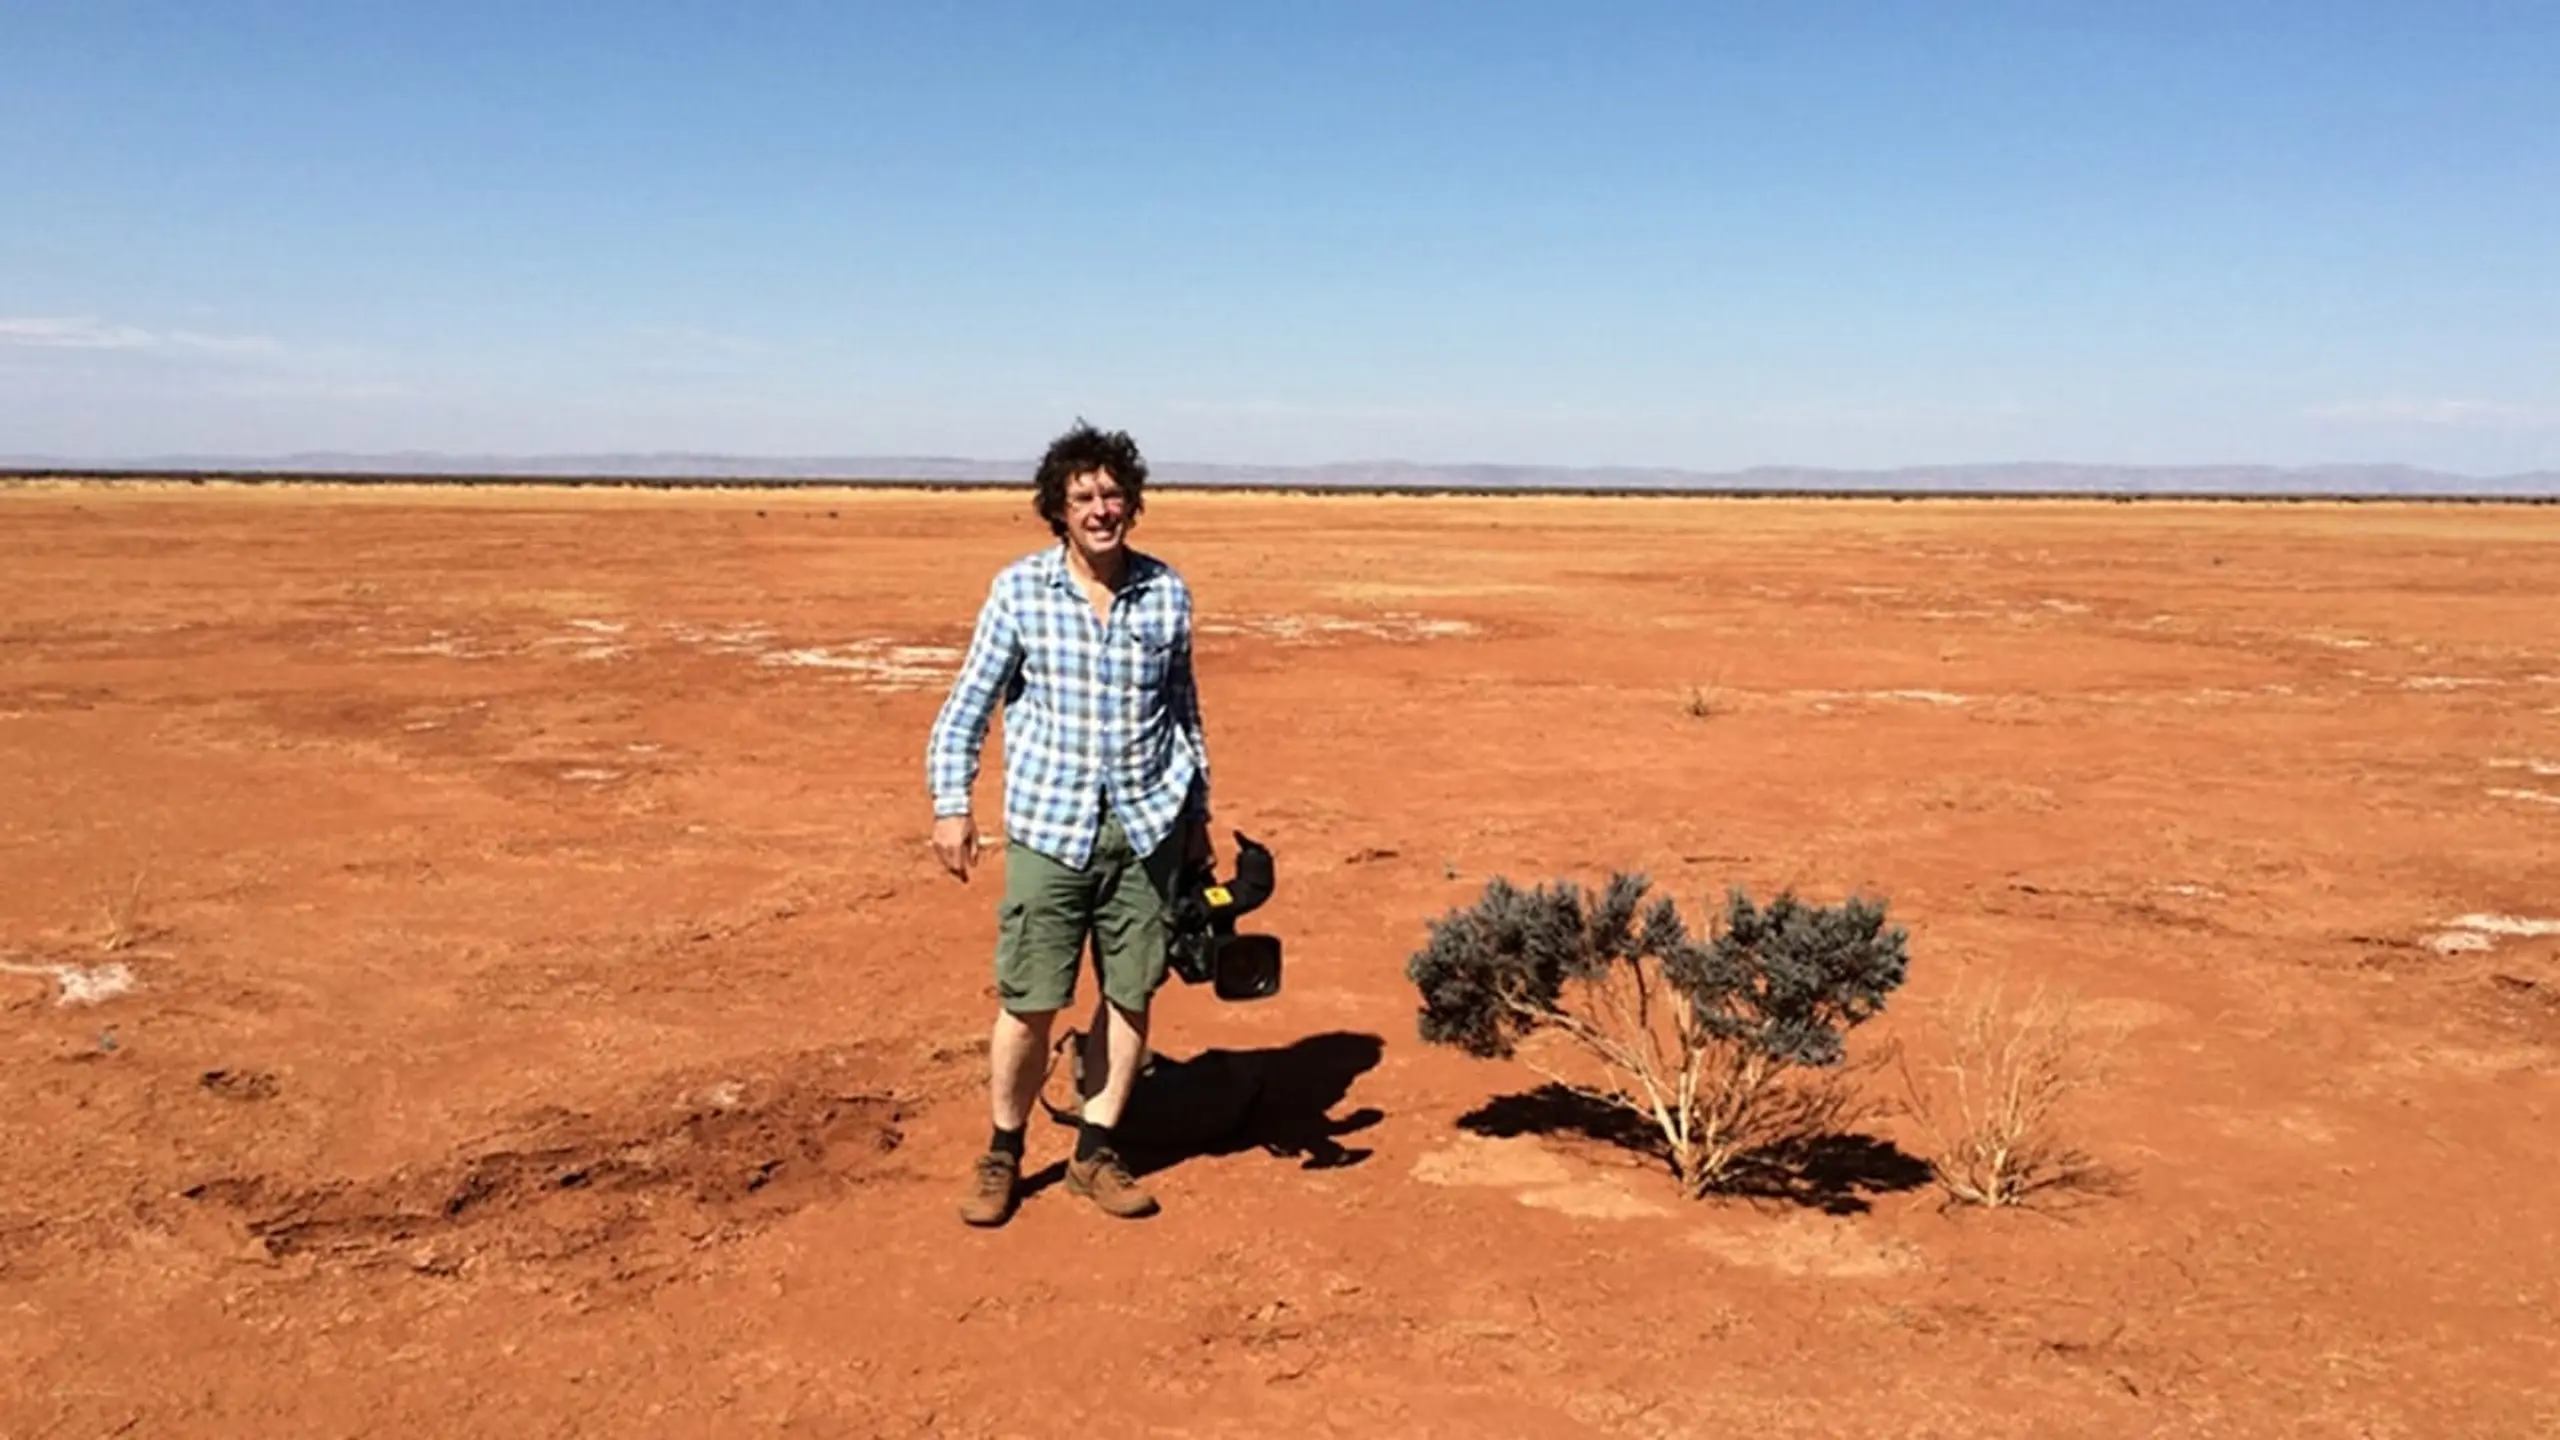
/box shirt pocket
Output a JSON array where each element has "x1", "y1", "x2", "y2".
[{"x1": 1131, "y1": 631, "x2": 1177, "y2": 690}]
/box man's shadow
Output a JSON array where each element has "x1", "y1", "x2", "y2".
[{"x1": 1028, "y1": 1029, "x2": 1384, "y2": 1191}]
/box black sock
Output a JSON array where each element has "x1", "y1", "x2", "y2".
[
  {"x1": 989, "y1": 1123, "x2": 1025, "y2": 1160},
  {"x1": 1075, "y1": 1120, "x2": 1114, "y2": 1161}
]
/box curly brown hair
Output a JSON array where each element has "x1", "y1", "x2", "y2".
[{"x1": 1033, "y1": 419, "x2": 1149, "y2": 539}]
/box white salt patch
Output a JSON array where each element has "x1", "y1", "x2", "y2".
[
  {"x1": 2446, "y1": 914, "x2": 2560, "y2": 938},
  {"x1": 1791, "y1": 688, "x2": 1973, "y2": 709},
  {"x1": 755, "y1": 639, "x2": 962, "y2": 690},
  {"x1": 1199, "y1": 613, "x2": 1477, "y2": 645},
  {"x1": 664, "y1": 621, "x2": 779, "y2": 655},
  {"x1": 2039, "y1": 598, "x2": 2090, "y2": 614},
  {"x1": 2486, "y1": 758, "x2": 2560, "y2": 777},
  {"x1": 2424, "y1": 931, "x2": 2494, "y2": 956},
  {"x1": 560, "y1": 767, "x2": 620, "y2": 783},
  {"x1": 566, "y1": 618, "x2": 626, "y2": 634},
  {"x1": 761, "y1": 647, "x2": 867, "y2": 669},
  {"x1": 889, "y1": 644, "x2": 963, "y2": 664},
  {"x1": 2306, "y1": 634, "x2": 2374, "y2": 650},
  {"x1": 531, "y1": 629, "x2": 631, "y2": 662},
  {"x1": 661, "y1": 622, "x2": 969, "y2": 691},
  {"x1": 2487, "y1": 788, "x2": 2560, "y2": 807},
  {"x1": 58, "y1": 964, "x2": 137, "y2": 1004},
  {"x1": 1, "y1": 960, "x2": 139, "y2": 1006},
  {"x1": 2404, "y1": 676, "x2": 2496, "y2": 691},
  {"x1": 2160, "y1": 883, "x2": 2224, "y2": 900},
  {"x1": 692, "y1": 1080, "x2": 746, "y2": 1110},
  {"x1": 381, "y1": 634, "x2": 493, "y2": 659}
]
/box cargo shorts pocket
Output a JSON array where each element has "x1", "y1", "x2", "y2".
[
  {"x1": 992, "y1": 889, "x2": 1081, "y2": 1014},
  {"x1": 1089, "y1": 830, "x2": 1178, "y2": 1014}
]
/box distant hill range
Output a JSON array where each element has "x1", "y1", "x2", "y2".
[{"x1": 5, "y1": 451, "x2": 2556, "y2": 498}]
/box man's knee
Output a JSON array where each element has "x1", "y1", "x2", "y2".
[
  {"x1": 1092, "y1": 944, "x2": 1163, "y2": 1016},
  {"x1": 1091, "y1": 991, "x2": 1151, "y2": 1030},
  {"x1": 996, "y1": 1003, "x2": 1058, "y2": 1033}
]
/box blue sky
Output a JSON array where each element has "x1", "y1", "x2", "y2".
[{"x1": 3, "y1": 2, "x2": 2555, "y2": 471}]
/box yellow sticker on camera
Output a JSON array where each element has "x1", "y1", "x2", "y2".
[{"x1": 1203, "y1": 885, "x2": 1232, "y2": 907}]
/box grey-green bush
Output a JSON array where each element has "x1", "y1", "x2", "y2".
[{"x1": 1407, "y1": 872, "x2": 1910, "y2": 1195}]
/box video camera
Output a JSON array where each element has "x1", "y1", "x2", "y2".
[{"x1": 1167, "y1": 831, "x2": 1283, "y2": 1001}]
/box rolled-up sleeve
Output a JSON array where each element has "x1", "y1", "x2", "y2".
[{"x1": 925, "y1": 578, "x2": 1022, "y2": 817}]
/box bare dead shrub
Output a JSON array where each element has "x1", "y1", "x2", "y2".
[
  {"x1": 1407, "y1": 873, "x2": 1909, "y2": 1197},
  {"x1": 95, "y1": 865, "x2": 150, "y2": 953},
  {"x1": 1899, "y1": 978, "x2": 2107, "y2": 1208}
]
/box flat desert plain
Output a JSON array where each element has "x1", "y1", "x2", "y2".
[{"x1": 4, "y1": 481, "x2": 2558, "y2": 1438}]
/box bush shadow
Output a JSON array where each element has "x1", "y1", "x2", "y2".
[
  {"x1": 1058, "y1": 1030, "x2": 1386, "y2": 1180},
  {"x1": 1456, "y1": 1083, "x2": 1932, "y2": 1215}
]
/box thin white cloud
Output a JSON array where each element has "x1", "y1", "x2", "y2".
[
  {"x1": 1745, "y1": 396, "x2": 2034, "y2": 430},
  {"x1": 625, "y1": 324, "x2": 768, "y2": 360},
  {"x1": 1152, "y1": 394, "x2": 2036, "y2": 435},
  {"x1": 2303, "y1": 397, "x2": 2558, "y2": 429},
  {"x1": 0, "y1": 315, "x2": 279, "y2": 357},
  {"x1": 1156, "y1": 396, "x2": 1488, "y2": 425},
  {"x1": 209, "y1": 374, "x2": 414, "y2": 402},
  {"x1": 0, "y1": 317, "x2": 154, "y2": 349}
]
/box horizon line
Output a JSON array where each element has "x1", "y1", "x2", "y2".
[
  {"x1": 6, "y1": 449, "x2": 2560, "y2": 484},
  {"x1": 9, "y1": 459, "x2": 2558, "y2": 504}
]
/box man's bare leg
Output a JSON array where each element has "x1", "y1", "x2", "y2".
[
  {"x1": 1074, "y1": 993, "x2": 1107, "y2": 1107},
  {"x1": 961, "y1": 1005, "x2": 1053, "y2": 1227},
  {"x1": 1062, "y1": 994, "x2": 1159, "y2": 1214},
  {"x1": 989, "y1": 1005, "x2": 1055, "y2": 1131},
  {"x1": 1076, "y1": 996, "x2": 1150, "y2": 1130}
]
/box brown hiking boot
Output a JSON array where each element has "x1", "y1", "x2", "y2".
[
  {"x1": 1063, "y1": 1147, "x2": 1159, "y2": 1218},
  {"x1": 958, "y1": 1150, "x2": 1020, "y2": 1227}
]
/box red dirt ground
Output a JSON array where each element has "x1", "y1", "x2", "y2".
[{"x1": 3, "y1": 480, "x2": 2557, "y2": 1437}]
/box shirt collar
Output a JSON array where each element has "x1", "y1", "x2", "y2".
[{"x1": 1043, "y1": 543, "x2": 1158, "y2": 596}]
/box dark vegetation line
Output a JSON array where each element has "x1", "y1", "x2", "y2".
[{"x1": 4, "y1": 468, "x2": 2555, "y2": 505}]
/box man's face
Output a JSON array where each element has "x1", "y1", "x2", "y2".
[{"x1": 1062, "y1": 468, "x2": 1131, "y2": 562}]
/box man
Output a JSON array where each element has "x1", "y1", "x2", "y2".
[{"x1": 924, "y1": 420, "x2": 1214, "y2": 1227}]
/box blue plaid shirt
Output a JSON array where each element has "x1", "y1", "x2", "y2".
[{"x1": 925, "y1": 545, "x2": 1211, "y2": 869}]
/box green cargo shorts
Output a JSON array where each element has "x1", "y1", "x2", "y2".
[{"x1": 993, "y1": 812, "x2": 1184, "y2": 1016}]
